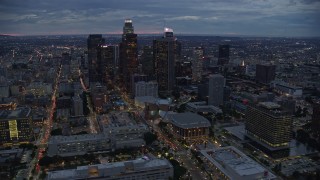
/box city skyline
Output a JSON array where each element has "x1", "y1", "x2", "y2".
[{"x1": 0, "y1": 0, "x2": 320, "y2": 37}]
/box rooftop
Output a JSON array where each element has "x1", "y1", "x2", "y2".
[
  {"x1": 201, "y1": 146, "x2": 276, "y2": 179},
  {"x1": 47, "y1": 157, "x2": 172, "y2": 180},
  {"x1": 48, "y1": 134, "x2": 107, "y2": 144},
  {"x1": 168, "y1": 112, "x2": 211, "y2": 129},
  {"x1": 0, "y1": 107, "x2": 31, "y2": 120}
]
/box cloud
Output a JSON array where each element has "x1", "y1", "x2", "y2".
[
  {"x1": 165, "y1": 16, "x2": 201, "y2": 21},
  {"x1": 0, "y1": 0, "x2": 319, "y2": 36}
]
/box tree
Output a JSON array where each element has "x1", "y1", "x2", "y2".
[
  {"x1": 144, "y1": 132, "x2": 157, "y2": 145},
  {"x1": 39, "y1": 156, "x2": 54, "y2": 166},
  {"x1": 50, "y1": 128, "x2": 62, "y2": 136}
]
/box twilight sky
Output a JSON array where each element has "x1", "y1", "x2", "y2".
[{"x1": 0, "y1": 0, "x2": 319, "y2": 37}]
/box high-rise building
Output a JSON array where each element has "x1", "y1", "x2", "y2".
[
  {"x1": 256, "y1": 64, "x2": 276, "y2": 84},
  {"x1": 140, "y1": 45, "x2": 154, "y2": 76},
  {"x1": 119, "y1": 19, "x2": 138, "y2": 93},
  {"x1": 245, "y1": 102, "x2": 292, "y2": 151},
  {"x1": 217, "y1": 45, "x2": 230, "y2": 65},
  {"x1": 87, "y1": 34, "x2": 105, "y2": 86},
  {"x1": 153, "y1": 28, "x2": 178, "y2": 95},
  {"x1": 312, "y1": 102, "x2": 320, "y2": 133},
  {"x1": 192, "y1": 47, "x2": 204, "y2": 82},
  {"x1": 208, "y1": 74, "x2": 225, "y2": 106},
  {"x1": 0, "y1": 107, "x2": 32, "y2": 147},
  {"x1": 97, "y1": 44, "x2": 118, "y2": 83},
  {"x1": 135, "y1": 81, "x2": 158, "y2": 98},
  {"x1": 72, "y1": 95, "x2": 83, "y2": 116}
]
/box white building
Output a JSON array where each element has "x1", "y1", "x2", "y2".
[
  {"x1": 47, "y1": 157, "x2": 173, "y2": 180},
  {"x1": 47, "y1": 134, "x2": 111, "y2": 157},
  {"x1": 135, "y1": 81, "x2": 158, "y2": 98},
  {"x1": 270, "y1": 80, "x2": 303, "y2": 97},
  {"x1": 201, "y1": 146, "x2": 277, "y2": 180},
  {"x1": 208, "y1": 74, "x2": 225, "y2": 106}
]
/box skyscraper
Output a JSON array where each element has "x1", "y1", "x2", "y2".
[
  {"x1": 87, "y1": 34, "x2": 105, "y2": 86},
  {"x1": 97, "y1": 44, "x2": 118, "y2": 83},
  {"x1": 119, "y1": 19, "x2": 138, "y2": 93},
  {"x1": 245, "y1": 102, "x2": 292, "y2": 151},
  {"x1": 217, "y1": 45, "x2": 230, "y2": 65},
  {"x1": 312, "y1": 102, "x2": 320, "y2": 133},
  {"x1": 192, "y1": 47, "x2": 204, "y2": 82},
  {"x1": 140, "y1": 45, "x2": 154, "y2": 76},
  {"x1": 153, "y1": 28, "x2": 177, "y2": 95},
  {"x1": 208, "y1": 74, "x2": 225, "y2": 106},
  {"x1": 256, "y1": 64, "x2": 276, "y2": 84}
]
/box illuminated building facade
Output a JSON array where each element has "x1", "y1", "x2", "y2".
[
  {"x1": 192, "y1": 47, "x2": 204, "y2": 82},
  {"x1": 119, "y1": 19, "x2": 138, "y2": 93},
  {"x1": 0, "y1": 107, "x2": 32, "y2": 146},
  {"x1": 153, "y1": 28, "x2": 178, "y2": 95},
  {"x1": 167, "y1": 112, "x2": 210, "y2": 141},
  {"x1": 87, "y1": 34, "x2": 105, "y2": 86},
  {"x1": 245, "y1": 102, "x2": 292, "y2": 151}
]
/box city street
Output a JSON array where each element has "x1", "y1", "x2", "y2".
[{"x1": 26, "y1": 64, "x2": 62, "y2": 179}]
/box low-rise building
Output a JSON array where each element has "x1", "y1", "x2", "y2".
[
  {"x1": 47, "y1": 134, "x2": 111, "y2": 157},
  {"x1": 271, "y1": 80, "x2": 303, "y2": 97},
  {"x1": 167, "y1": 112, "x2": 211, "y2": 141},
  {"x1": 47, "y1": 157, "x2": 173, "y2": 180},
  {"x1": 0, "y1": 107, "x2": 33, "y2": 147},
  {"x1": 186, "y1": 101, "x2": 223, "y2": 114},
  {"x1": 200, "y1": 146, "x2": 276, "y2": 180},
  {"x1": 99, "y1": 112, "x2": 148, "y2": 149}
]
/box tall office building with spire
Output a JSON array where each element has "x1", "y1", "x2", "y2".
[
  {"x1": 119, "y1": 19, "x2": 138, "y2": 93},
  {"x1": 153, "y1": 28, "x2": 179, "y2": 96}
]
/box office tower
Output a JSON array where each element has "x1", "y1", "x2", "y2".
[
  {"x1": 135, "y1": 81, "x2": 158, "y2": 98},
  {"x1": 131, "y1": 74, "x2": 151, "y2": 96},
  {"x1": 192, "y1": 47, "x2": 204, "y2": 82},
  {"x1": 0, "y1": 107, "x2": 32, "y2": 146},
  {"x1": 312, "y1": 102, "x2": 320, "y2": 133},
  {"x1": 87, "y1": 34, "x2": 105, "y2": 86},
  {"x1": 119, "y1": 19, "x2": 138, "y2": 93},
  {"x1": 217, "y1": 45, "x2": 230, "y2": 65},
  {"x1": 208, "y1": 74, "x2": 225, "y2": 106},
  {"x1": 141, "y1": 45, "x2": 154, "y2": 76},
  {"x1": 72, "y1": 95, "x2": 83, "y2": 116},
  {"x1": 97, "y1": 44, "x2": 118, "y2": 83},
  {"x1": 153, "y1": 28, "x2": 178, "y2": 95},
  {"x1": 175, "y1": 61, "x2": 192, "y2": 78},
  {"x1": 245, "y1": 102, "x2": 292, "y2": 151},
  {"x1": 256, "y1": 64, "x2": 276, "y2": 84}
]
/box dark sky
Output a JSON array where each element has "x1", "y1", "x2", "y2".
[{"x1": 1, "y1": 0, "x2": 319, "y2": 36}]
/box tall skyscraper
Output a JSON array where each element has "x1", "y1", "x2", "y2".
[
  {"x1": 192, "y1": 47, "x2": 204, "y2": 82},
  {"x1": 119, "y1": 19, "x2": 138, "y2": 93},
  {"x1": 87, "y1": 34, "x2": 105, "y2": 86},
  {"x1": 97, "y1": 44, "x2": 118, "y2": 83},
  {"x1": 72, "y1": 95, "x2": 83, "y2": 116},
  {"x1": 312, "y1": 102, "x2": 320, "y2": 133},
  {"x1": 208, "y1": 74, "x2": 225, "y2": 106},
  {"x1": 245, "y1": 102, "x2": 292, "y2": 151},
  {"x1": 256, "y1": 64, "x2": 276, "y2": 84},
  {"x1": 153, "y1": 28, "x2": 178, "y2": 95},
  {"x1": 217, "y1": 45, "x2": 230, "y2": 65},
  {"x1": 140, "y1": 45, "x2": 154, "y2": 76}
]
